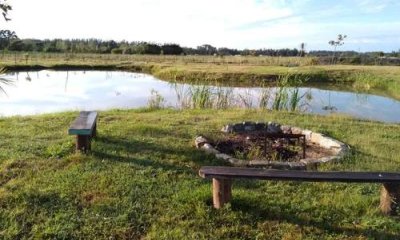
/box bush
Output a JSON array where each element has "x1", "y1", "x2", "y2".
[{"x1": 111, "y1": 48, "x2": 123, "y2": 54}]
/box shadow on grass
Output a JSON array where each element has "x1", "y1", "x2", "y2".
[
  {"x1": 230, "y1": 189, "x2": 400, "y2": 239},
  {"x1": 91, "y1": 135, "x2": 227, "y2": 173}
]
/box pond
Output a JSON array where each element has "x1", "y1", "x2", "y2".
[{"x1": 1, "y1": 70, "x2": 400, "y2": 123}]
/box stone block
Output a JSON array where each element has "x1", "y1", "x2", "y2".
[
  {"x1": 301, "y1": 130, "x2": 313, "y2": 141},
  {"x1": 215, "y1": 153, "x2": 232, "y2": 161},
  {"x1": 221, "y1": 124, "x2": 234, "y2": 133},
  {"x1": 291, "y1": 127, "x2": 303, "y2": 134},
  {"x1": 202, "y1": 143, "x2": 220, "y2": 154},
  {"x1": 267, "y1": 122, "x2": 282, "y2": 134},
  {"x1": 228, "y1": 158, "x2": 247, "y2": 166},
  {"x1": 195, "y1": 136, "x2": 209, "y2": 148},
  {"x1": 233, "y1": 123, "x2": 245, "y2": 132},
  {"x1": 255, "y1": 122, "x2": 267, "y2": 131},
  {"x1": 280, "y1": 125, "x2": 292, "y2": 134}
]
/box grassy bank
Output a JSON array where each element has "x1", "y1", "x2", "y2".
[
  {"x1": 1, "y1": 109, "x2": 400, "y2": 239},
  {"x1": 1, "y1": 53, "x2": 400, "y2": 100}
]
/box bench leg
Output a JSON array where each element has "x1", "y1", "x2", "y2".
[
  {"x1": 92, "y1": 122, "x2": 97, "y2": 138},
  {"x1": 76, "y1": 135, "x2": 91, "y2": 152},
  {"x1": 213, "y1": 178, "x2": 232, "y2": 209},
  {"x1": 380, "y1": 183, "x2": 400, "y2": 215}
]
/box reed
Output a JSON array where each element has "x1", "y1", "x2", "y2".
[
  {"x1": 147, "y1": 89, "x2": 165, "y2": 109},
  {"x1": 190, "y1": 85, "x2": 213, "y2": 109},
  {"x1": 213, "y1": 86, "x2": 233, "y2": 109},
  {"x1": 170, "y1": 82, "x2": 191, "y2": 108},
  {"x1": 237, "y1": 89, "x2": 254, "y2": 108},
  {"x1": 258, "y1": 87, "x2": 272, "y2": 109},
  {"x1": 272, "y1": 72, "x2": 311, "y2": 111}
]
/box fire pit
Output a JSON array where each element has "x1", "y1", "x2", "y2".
[{"x1": 195, "y1": 121, "x2": 350, "y2": 170}]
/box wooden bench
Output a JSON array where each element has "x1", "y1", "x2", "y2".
[
  {"x1": 199, "y1": 166, "x2": 400, "y2": 215},
  {"x1": 68, "y1": 111, "x2": 98, "y2": 152}
]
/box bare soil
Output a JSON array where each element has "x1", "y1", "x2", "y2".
[{"x1": 215, "y1": 133, "x2": 335, "y2": 162}]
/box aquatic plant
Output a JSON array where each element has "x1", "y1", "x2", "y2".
[
  {"x1": 169, "y1": 75, "x2": 313, "y2": 112},
  {"x1": 147, "y1": 89, "x2": 165, "y2": 109},
  {"x1": 237, "y1": 89, "x2": 254, "y2": 108},
  {"x1": 170, "y1": 82, "x2": 191, "y2": 108},
  {"x1": 258, "y1": 87, "x2": 272, "y2": 109},
  {"x1": 272, "y1": 73, "x2": 311, "y2": 111},
  {"x1": 190, "y1": 85, "x2": 213, "y2": 109},
  {"x1": 213, "y1": 86, "x2": 233, "y2": 109},
  {"x1": 349, "y1": 71, "x2": 384, "y2": 91},
  {"x1": 288, "y1": 88, "x2": 301, "y2": 111}
]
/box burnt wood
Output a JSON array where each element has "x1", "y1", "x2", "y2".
[
  {"x1": 199, "y1": 166, "x2": 400, "y2": 183},
  {"x1": 199, "y1": 166, "x2": 400, "y2": 214},
  {"x1": 243, "y1": 133, "x2": 306, "y2": 159}
]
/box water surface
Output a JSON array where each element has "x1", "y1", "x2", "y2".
[{"x1": 1, "y1": 70, "x2": 400, "y2": 123}]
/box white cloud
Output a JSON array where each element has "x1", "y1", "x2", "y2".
[
  {"x1": 5, "y1": 0, "x2": 297, "y2": 48},
  {"x1": 356, "y1": 0, "x2": 391, "y2": 13},
  {"x1": 2, "y1": 0, "x2": 399, "y2": 51}
]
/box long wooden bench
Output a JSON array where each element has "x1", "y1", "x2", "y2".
[
  {"x1": 199, "y1": 166, "x2": 400, "y2": 215},
  {"x1": 68, "y1": 111, "x2": 98, "y2": 152}
]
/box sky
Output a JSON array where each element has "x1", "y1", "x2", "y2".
[{"x1": 2, "y1": 0, "x2": 400, "y2": 52}]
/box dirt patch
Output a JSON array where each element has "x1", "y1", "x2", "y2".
[{"x1": 214, "y1": 133, "x2": 335, "y2": 162}]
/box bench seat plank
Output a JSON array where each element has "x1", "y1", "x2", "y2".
[
  {"x1": 68, "y1": 111, "x2": 98, "y2": 136},
  {"x1": 199, "y1": 166, "x2": 400, "y2": 183}
]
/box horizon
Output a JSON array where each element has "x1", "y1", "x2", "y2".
[{"x1": 2, "y1": 0, "x2": 400, "y2": 52}]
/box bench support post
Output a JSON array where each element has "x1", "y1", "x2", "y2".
[
  {"x1": 380, "y1": 183, "x2": 400, "y2": 215},
  {"x1": 76, "y1": 135, "x2": 91, "y2": 152},
  {"x1": 92, "y1": 123, "x2": 97, "y2": 138},
  {"x1": 213, "y1": 178, "x2": 232, "y2": 209}
]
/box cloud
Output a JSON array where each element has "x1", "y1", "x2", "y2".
[
  {"x1": 3, "y1": 0, "x2": 400, "y2": 51},
  {"x1": 356, "y1": 0, "x2": 396, "y2": 13}
]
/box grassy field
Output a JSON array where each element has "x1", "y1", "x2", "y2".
[
  {"x1": 1, "y1": 108, "x2": 400, "y2": 239},
  {"x1": 1, "y1": 53, "x2": 400, "y2": 99}
]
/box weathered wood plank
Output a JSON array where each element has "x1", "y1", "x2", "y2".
[
  {"x1": 199, "y1": 166, "x2": 400, "y2": 183},
  {"x1": 212, "y1": 178, "x2": 232, "y2": 209},
  {"x1": 68, "y1": 111, "x2": 98, "y2": 136},
  {"x1": 76, "y1": 135, "x2": 90, "y2": 152},
  {"x1": 380, "y1": 183, "x2": 400, "y2": 215}
]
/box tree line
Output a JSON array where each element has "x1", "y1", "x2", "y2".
[
  {"x1": 0, "y1": 36, "x2": 302, "y2": 56},
  {"x1": 0, "y1": 33, "x2": 399, "y2": 58}
]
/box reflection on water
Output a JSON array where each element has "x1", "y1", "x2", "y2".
[{"x1": 0, "y1": 70, "x2": 400, "y2": 123}]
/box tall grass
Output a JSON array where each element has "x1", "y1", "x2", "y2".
[
  {"x1": 147, "y1": 89, "x2": 165, "y2": 109},
  {"x1": 348, "y1": 71, "x2": 387, "y2": 91},
  {"x1": 272, "y1": 87, "x2": 288, "y2": 110},
  {"x1": 237, "y1": 89, "x2": 254, "y2": 108},
  {"x1": 190, "y1": 85, "x2": 213, "y2": 109},
  {"x1": 258, "y1": 86, "x2": 272, "y2": 109},
  {"x1": 0, "y1": 52, "x2": 317, "y2": 67},
  {"x1": 167, "y1": 75, "x2": 312, "y2": 112},
  {"x1": 272, "y1": 73, "x2": 310, "y2": 111},
  {"x1": 213, "y1": 86, "x2": 233, "y2": 109}
]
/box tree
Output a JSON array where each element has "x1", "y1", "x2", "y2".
[
  {"x1": 299, "y1": 42, "x2": 306, "y2": 57},
  {"x1": 161, "y1": 44, "x2": 183, "y2": 55},
  {"x1": 329, "y1": 34, "x2": 347, "y2": 64},
  {"x1": 0, "y1": 29, "x2": 17, "y2": 49},
  {"x1": 0, "y1": 0, "x2": 12, "y2": 21},
  {"x1": 0, "y1": 0, "x2": 13, "y2": 96},
  {"x1": 196, "y1": 44, "x2": 217, "y2": 55}
]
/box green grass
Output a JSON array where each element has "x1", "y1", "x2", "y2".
[{"x1": 1, "y1": 108, "x2": 400, "y2": 239}]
